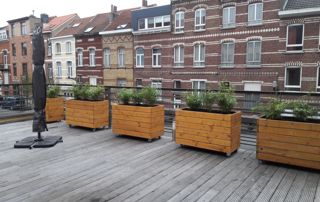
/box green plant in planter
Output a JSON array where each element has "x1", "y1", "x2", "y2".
[
  {"x1": 47, "y1": 86, "x2": 60, "y2": 98},
  {"x1": 287, "y1": 101, "x2": 317, "y2": 121},
  {"x1": 141, "y1": 87, "x2": 157, "y2": 106},
  {"x1": 216, "y1": 84, "x2": 237, "y2": 114},
  {"x1": 118, "y1": 89, "x2": 132, "y2": 105},
  {"x1": 185, "y1": 93, "x2": 202, "y2": 111},
  {"x1": 254, "y1": 99, "x2": 287, "y2": 120},
  {"x1": 202, "y1": 92, "x2": 216, "y2": 112},
  {"x1": 85, "y1": 86, "x2": 104, "y2": 101},
  {"x1": 132, "y1": 90, "x2": 144, "y2": 105}
]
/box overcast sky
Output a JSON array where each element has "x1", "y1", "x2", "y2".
[{"x1": 0, "y1": 0, "x2": 170, "y2": 27}]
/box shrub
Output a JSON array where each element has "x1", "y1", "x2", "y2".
[
  {"x1": 132, "y1": 90, "x2": 144, "y2": 105},
  {"x1": 287, "y1": 101, "x2": 317, "y2": 121},
  {"x1": 47, "y1": 86, "x2": 60, "y2": 98},
  {"x1": 85, "y1": 86, "x2": 104, "y2": 101},
  {"x1": 185, "y1": 93, "x2": 202, "y2": 111},
  {"x1": 118, "y1": 89, "x2": 132, "y2": 105},
  {"x1": 141, "y1": 87, "x2": 157, "y2": 106},
  {"x1": 216, "y1": 84, "x2": 237, "y2": 114},
  {"x1": 201, "y1": 92, "x2": 216, "y2": 112},
  {"x1": 254, "y1": 99, "x2": 287, "y2": 120}
]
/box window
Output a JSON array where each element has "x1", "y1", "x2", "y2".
[
  {"x1": 138, "y1": 19, "x2": 145, "y2": 29},
  {"x1": 194, "y1": 43, "x2": 205, "y2": 67},
  {"x1": 221, "y1": 42, "x2": 235, "y2": 66},
  {"x1": 192, "y1": 80, "x2": 206, "y2": 94},
  {"x1": 77, "y1": 49, "x2": 83, "y2": 66},
  {"x1": 246, "y1": 40, "x2": 261, "y2": 66},
  {"x1": 151, "y1": 80, "x2": 162, "y2": 101},
  {"x1": 223, "y1": 6, "x2": 236, "y2": 28},
  {"x1": 248, "y1": 3, "x2": 263, "y2": 26},
  {"x1": 103, "y1": 48, "x2": 110, "y2": 68},
  {"x1": 136, "y1": 48, "x2": 144, "y2": 67},
  {"x1": 21, "y1": 22, "x2": 27, "y2": 35},
  {"x1": 117, "y1": 78, "x2": 127, "y2": 87},
  {"x1": 0, "y1": 30, "x2": 7, "y2": 40},
  {"x1": 12, "y1": 44, "x2": 16, "y2": 56},
  {"x1": 89, "y1": 48, "x2": 96, "y2": 67},
  {"x1": 66, "y1": 42, "x2": 72, "y2": 54},
  {"x1": 118, "y1": 48, "x2": 125, "y2": 68},
  {"x1": 285, "y1": 67, "x2": 301, "y2": 89},
  {"x1": 136, "y1": 79, "x2": 143, "y2": 87},
  {"x1": 286, "y1": 24, "x2": 304, "y2": 51},
  {"x1": 48, "y1": 42, "x2": 52, "y2": 56},
  {"x1": 195, "y1": 8, "x2": 206, "y2": 30},
  {"x1": 3, "y1": 51, "x2": 8, "y2": 69},
  {"x1": 55, "y1": 43, "x2": 61, "y2": 55},
  {"x1": 56, "y1": 62, "x2": 62, "y2": 78},
  {"x1": 21, "y1": 42, "x2": 27, "y2": 56},
  {"x1": 13, "y1": 63, "x2": 17, "y2": 76},
  {"x1": 317, "y1": 67, "x2": 320, "y2": 88},
  {"x1": 67, "y1": 61, "x2": 73, "y2": 78},
  {"x1": 89, "y1": 77, "x2": 97, "y2": 86},
  {"x1": 11, "y1": 24, "x2": 15, "y2": 37},
  {"x1": 152, "y1": 48, "x2": 161, "y2": 67},
  {"x1": 174, "y1": 45, "x2": 184, "y2": 67},
  {"x1": 22, "y1": 63, "x2": 28, "y2": 79},
  {"x1": 48, "y1": 64, "x2": 53, "y2": 79},
  {"x1": 138, "y1": 15, "x2": 171, "y2": 30},
  {"x1": 175, "y1": 11, "x2": 185, "y2": 33},
  {"x1": 174, "y1": 80, "x2": 181, "y2": 89},
  {"x1": 84, "y1": 27, "x2": 94, "y2": 33}
]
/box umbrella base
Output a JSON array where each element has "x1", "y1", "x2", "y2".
[{"x1": 14, "y1": 136, "x2": 63, "y2": 149}]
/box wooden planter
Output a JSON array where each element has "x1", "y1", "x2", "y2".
[
  {"x1": 257, "y1": 118, "x2": 320, "y2": 170},
  {"x1": 66, "y1": 100, "x2": 109, "y2": 131},
  {"x1": 175, "y1": 109, "x2": 241, "y2": 156},
  {"x1": 112, "y1": 104, "x2": 164, "y2": 141},
  {"x1": 46, "y1": 98, "x2": 65, "y2": 122}
]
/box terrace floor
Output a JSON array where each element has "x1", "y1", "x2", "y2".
[{"x1": 0, "y1": 121, "x2": 319, "y2": 202}]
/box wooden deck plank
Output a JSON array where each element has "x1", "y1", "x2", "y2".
[{"x1": 0, "y1": 120, "x2": 319, "y2": 202}]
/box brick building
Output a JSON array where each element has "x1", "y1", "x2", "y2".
[
  {"x1": 43, "y1": 14, "x2": 79, "y2": 84},
  {"x1": 100, "y1": 7, "x2": 135, "y2": 87},
  {"x1": 7, "y1": 15, "x2": 41, "y2": 84},
  {"x1": 0, "y1": 26, "x2": 10, "y2": 95},
  {"x1": 75, "y1": 12, "x2": 111, "y2": 86},
  {"x1": 132, "y1": 0, "x2": 320, "y2": 100}
]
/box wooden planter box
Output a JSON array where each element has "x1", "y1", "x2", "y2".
[
  {"x1": 66, "y1": 100, "x2": 109, "y2": 131},
  {"x1": 257, "y1": 118, "x2": 320, "y2": 170},
  {"x1": 112, "y1": 104, "x2": 164, "y2": 141},
  {"x1": 175, "y1": 109, "x2": 241, "y2": 156},
  {"x1": 46, "y1": 98, "x2": 65, "y2": 122}
]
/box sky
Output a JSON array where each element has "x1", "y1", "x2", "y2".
[{"x1": 0, "y1": 0, "x2": 170, "y2": 27}]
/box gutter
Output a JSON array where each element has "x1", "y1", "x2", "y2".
[
  {"x1": 50, "y1": 35, "x2": 73, "y2": 40},
  {"x1": 99, "y1": 29, "x2": 132, "y2": 35},
  {"x1": 279, "y1": 7, "x2": 320, "y2": 18}
]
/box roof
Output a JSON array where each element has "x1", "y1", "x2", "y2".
[
  {"x1": 7, "y1": 15, "x2": 38, "y2": 24},
  {"x1": 77, "y1": 13, "x2": 111, "y2": 35},
  {"x1": 55, "y1": 16, "x2": 94, "y2": 37},
  {"x1": 104, "y1": 8, "x2": 136, "y2": 31},
  {"x1": 284, "y1": 0, "x2": 320, "y2": 10},
  {"x1": 43, "y1": 14, "x2": 78, "y2": 33}
]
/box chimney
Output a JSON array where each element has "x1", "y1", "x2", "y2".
[
  {"x1": 109, "y1": 4, "x2": 118, "y2": 23},
  {"x1": 142, "y1": 0, "x2": 148, "y2": 7}
]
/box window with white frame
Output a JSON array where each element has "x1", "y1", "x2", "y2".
[
  {"x1": 103, "y1": 48, "x2": 110, "y2": 68},
  {"x1": 55, "y1": 43, "x2": 61, "y2": 55},
  {"x1": 194, "y1": 43, "x2": 205, "y2": 67},
  {"x1": 117, "y1": 78, "x2": 127, "y2": 87},
  {"x1": 67, "y1": 61, "x2": 72, "y2": 78},
  {"x1": 174, "y1": 45, "x2": 184, "y2": 67},
  {"x1": 136, "y1": 79, "x2": 143, "y2": 87},
  {"x1": 21, "y1": 22, "x2": 27, "y2": 35},
  {"x1": 48, "y1": 64, "x2": 53, "y2": 79},
  {"x1": 136, "y1": 48, "x2": 144, "y2": 67},
  {"x1": 48, "y1": 42, "x2": 52, "y2": 56},
  {"x1": 138, "y1": 15, "x2": 171, "y2": 30},
  {"x1": 151, "y1": 80, "x2": 162, "y2": 101},
  {"x1": 285, "y1": 67, "x2": 301, "y2": 89},
  {"x1": 174, "y1": 80, "x2": 181, "y2": 89},
  {"x1": 195, "y1": 8, "x2": 206, "y2": 30},
  {"x1": 56, "y1": 62, "x2": 62, "y2": 78},
  {"x1": 89, "y1": 77, "x2": 97, "y2": 86},
  {"x1": 3, "y1": 51, "x2": 8, "y2": 69},
  {"x1": 247, "y1": 40, "x2": 261, "y2": 66},
  {"x1": 152, "y1": 48, "x2": 161, "y2": 67},
  {"x1": 77, "y1": 49, "x2": 83, "y2": 66},
  {"x1": 286, "y1": 24, "x2": 304, "y2": 51},
  {"x1": 66, "y1": 42, "x2": 72, "y2": 54},
  {"x1": 21, "y1": 42, "x2": 27, "y2": 56},
  {"x1": 192, "y1": 80, "x2": 206, "y2": 94},
  {"x1": 175, "y1": 11, "x2": 185, "y2": 33},
  {"x1": 221, "y1": 42, "x2": 235, "y2": 66},
  {"x1": 248, "y1": 3, "x2": 263, "y2": 26},
  {"x1": 89, "y1": 48, "x2": 96, "y2": 67},
  {"x1": 118, "y1": 48, "x2": 125, "y2": 68},
  {"x1": 0, "y1": 30, "x2": 7, "y2": 40},
  {"x1": 317, "y1": 67, "x2": 320, "y2": 88},
  {"x1": 223, "y1": 6, "x2": 236, "y2": 28}
]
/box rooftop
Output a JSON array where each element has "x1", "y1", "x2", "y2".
[
  {"x1": 284, "y1": 0, "x2": 320, "y2": 10},
  {"x1": 43, "y1": 14, "x2": 78, "y2": 33},
  {"x1": 55, "y1": 16, "x2": 95, "y2": 38},
  {"x1": 1, "y1": 120, "x2": 319, "y2": 201}
]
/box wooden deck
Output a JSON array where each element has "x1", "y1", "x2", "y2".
[{"x1": 0, "y1": 121, "x2": 319, "y2": 202}]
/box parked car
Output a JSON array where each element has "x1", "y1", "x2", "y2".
[{"x1": 2, "y1": 96, "x2": 28, "y2": 110}]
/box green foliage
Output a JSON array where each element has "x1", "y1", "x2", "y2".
[
  {"x1": 72, "y1": 85, "x2": 104, "y2": 101},
  {"x1": 216, "y1": 83, "x2": 237, "y2": 114},
  {"x1": 287, "y1": 101, "x2": 317, "y2": 121},
  {"x1": 132, "y1": 90, "x2": 144, "y2": 105},
  {"x1": 118, "y1": 89, "x2": 132, "y2": 105},
  {"x1": 254, "y1": 99, "x2": 287, "y2": 120},
  {"x1": 141, "y1": 86, "x2": 157, "y2": 106},
  {"x1": 201, "y1": 92, "x2": 216, "y2": 112},
  {"x1": 47, "y1": 86, "x2": 60, "y2": 98},
  {"x1": 185, "y1": 93, "x2": 202, "y2": 111}
]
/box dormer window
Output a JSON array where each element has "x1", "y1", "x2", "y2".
[
  {"x1": 117, "y1": 24, "x2": 128, "y2": 29},
  {"x1": 138, "y1": 15, "x2": 171, "y2": 30}
]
